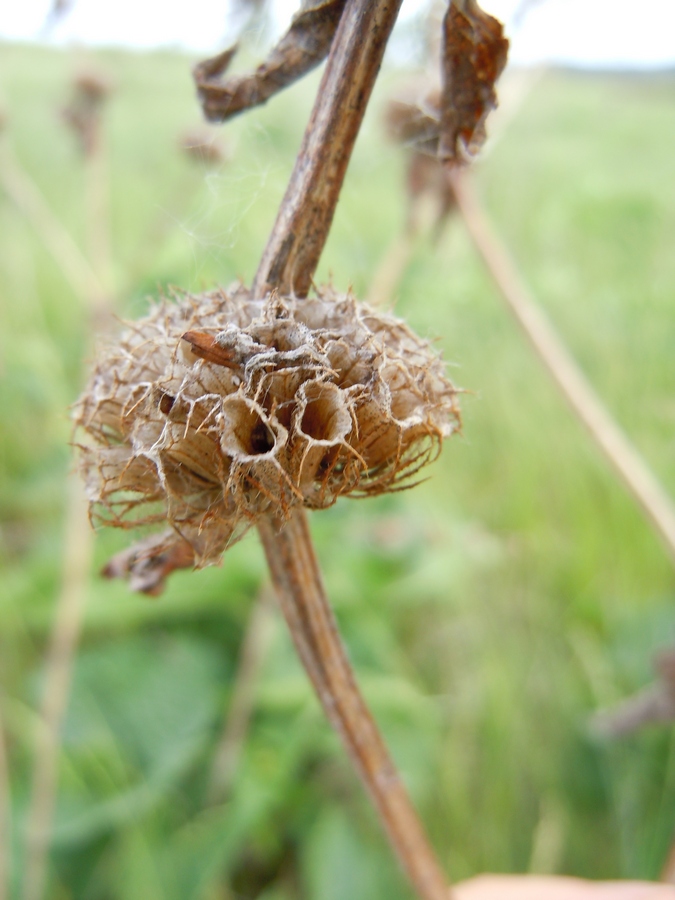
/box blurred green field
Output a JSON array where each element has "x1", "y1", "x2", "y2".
[{"x1": 1, "y1": 40, "x2": 675, "y2": 900}]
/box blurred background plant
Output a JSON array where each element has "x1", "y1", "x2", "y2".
[{"x1": 1, "y1": 2, "x2": 675, "y2": 896}]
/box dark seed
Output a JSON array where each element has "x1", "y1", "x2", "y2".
[{"x1": 159, "y1": 392, "x2": 175, "y2": 415}]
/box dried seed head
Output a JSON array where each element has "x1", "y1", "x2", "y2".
[
  {"x1": 179, "y1": 127, "x2": 228, "y2": 166},
  {"x1": 74, "y1": 285, "x2": 460, "y2": 567},
  {"x1": 62, "y1": 68, "x2": 112, "y2": 157}
]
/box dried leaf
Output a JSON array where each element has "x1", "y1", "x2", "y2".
[
  {"x1": 194, "y1": 0, "x2": 346, "y2": 123},
  {"x1": 439, "y1": 0, "x2": 509, "y2": 164},
  {"x1": 61, "y1": 69, "x2": 112, "y2": 158},
  {"x1": 102, "y1": 531, "x2": 195, "y2": 595}
]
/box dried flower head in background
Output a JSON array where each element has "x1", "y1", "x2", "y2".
[
  {"x1": 74, "y1": 286, "x2": 459, "y2": 572},
  {"x1": 62, "y1": 69, "x2": 113, "y2": 157},
  {"x1": 384, "y1": 85, "x2": 457, "y2": 231},
  {"x1": 384, "y1": 0, "x2": 508, "y2": 167},
  {"x1": 179, "y1": 127, "x2": 228, "y2": 166}
]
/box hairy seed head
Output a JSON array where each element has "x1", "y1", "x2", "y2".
[{"x1": 74, "y1": 285, "x2": 460, "y2": 566}]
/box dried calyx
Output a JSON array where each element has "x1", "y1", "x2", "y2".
[
  {"x1": 384, "y1": 0, "x2": 508, "y2": 166},
  {"x1": 74, "y1": 285, "x2": 459, "y2": 589},
  {"x1": 62, "y1": 69, "x2": 112, "y2": 157}
]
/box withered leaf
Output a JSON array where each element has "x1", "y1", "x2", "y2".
[
  {"x1": 102, "y1": 531, "x2": 195, "y2": 595},
  {"x1": 194, "y1": 0, "x2": 346, "y2": 123},
  {"x1": 439, "y1": 0, "x2": 509, "y2": 164}
]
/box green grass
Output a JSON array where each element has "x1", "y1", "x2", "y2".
[{"x1": 1, "y1": 42, "x2": 675, "y2": 899}]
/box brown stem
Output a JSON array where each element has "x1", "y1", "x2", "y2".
[
  {"x1": 252, "y1": 0, "x2": 404, "y2": 298},
  {"x1": 84, "y1": 132, "x2": 115, "y2": 305},
  {"x1": 250, "y1": 1, "x2": 450, "y2": 894},
  {"x1": 447, "y1": 167, "x2": 675, "y2": 566},
  {"x1": 258, "y1": 511, "x2": 450, "y2": 900}
]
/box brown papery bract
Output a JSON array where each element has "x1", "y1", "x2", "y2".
[
  {"x1": 439, "y1": 0, "x2": 509, "y2": 164},
  {"x1": 74, "y1": 285, "x2": 459, "y2": 574},
  {"x1": 194, "y1": 0, "x2": 346, "y2": 123}
]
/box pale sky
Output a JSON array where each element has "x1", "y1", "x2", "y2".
[{"x1": 2, "y1": 0, "x2": 675, "y2": 69}]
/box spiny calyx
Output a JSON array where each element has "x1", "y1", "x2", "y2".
[{"x1": 75, "y1": 284, "x2": 460, "y2": 585}]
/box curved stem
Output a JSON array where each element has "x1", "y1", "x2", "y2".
[{"x1": 258, "y1": 510, "x2": 450, "y2": 900}]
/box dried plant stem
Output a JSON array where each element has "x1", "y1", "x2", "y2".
[
  {"x1": 207, "y1": 588, "x2": 275, "y2": 803},
  {"x1": 0, "y1": 142, "x2": 105, "y2": 308},
  {"x1": 366, "y1": 229, "x2": 416, "y2": 308},
  {"x1": 447, "y1": 167, "x2": 675, "y2": 564},
  {"x1": 21, "y1": 113, "x2": 117, "y2": 898},
  {"x1": 367, "y1": 189, "x2": 449, "y2": 309},
  {"x1": 84, "y1": 138, "x2": 114, "y2": 303},
  {"x1": 253, "y1": 0, "x2": 404, "y2": 297},
  {"x1": 258, "y1": 511, "x2": 450, "y2": 900},
  {"x1": 251, "y1": 0, "x2": 450, "y2": 894},
  {"x1": 22, "y1": 477, "x2": 93, "y2": 900}
]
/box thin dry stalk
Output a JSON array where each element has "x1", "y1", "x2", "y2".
[
  {"x1": 83, "y1": 133, "x2": 114, "y2": 303},
  {"x1": 0, "y1": 141, "x2": 105, "y2": 308},
  {"x1": 366, "y1": 190, "x2": 446, "y2": 309},
  {"x1": 258, "y1": 511, "x2": 449, "y2": 900},
  {"x1": 22, "y1": 477, "x2": 93, "y2": 900},
  {"x1": 21, "y1": 99, "x2": 117, "y2": 897},
  {"x1": 366, "y1": 230, "x2": 416, "y2": 308},
  {"x1": 447, "y1": 167, "x2": 675, "y2": 565},
  {"x1": 0, "y1": 697, "x2": 10, "y2": 900},
  {"x1": 253, "y1": 0, "x2": 404, "y2": 297},
  {"x1": 207, "y1": 588, "x2": 275, "y2": 803}
]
